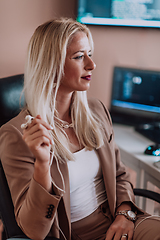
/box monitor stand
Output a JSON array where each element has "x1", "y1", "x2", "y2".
[{"x1": 135, "y1": 122, "x2": 160, "y2": 155}]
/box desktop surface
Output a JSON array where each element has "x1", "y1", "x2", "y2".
[{"x1": 113, "y1": 123, "x2": 160, "y2": 186}]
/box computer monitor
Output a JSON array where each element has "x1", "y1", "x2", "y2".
[
  {"x1": 110, "y1": 66, "x2": 160, "y2": 125},
  {"x1": 77, "y1": 0, "x2": 160, "y2": 28}
]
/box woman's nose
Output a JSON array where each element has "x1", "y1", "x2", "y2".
[
  {"x1": 85, "y1": 57, "x2": 96, "y2": 71},
  {"x1": 93, "y1": 62, "x2": 96, "y2": 69}
]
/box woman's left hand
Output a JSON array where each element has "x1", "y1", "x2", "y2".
[{"x1": 105, "y1": 214, "x2": 134, "y2": 240}]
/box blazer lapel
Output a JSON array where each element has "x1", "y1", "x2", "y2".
[
  {"x1": 51, "y1": 159, "x2": 71, "y2": 239},
  {"x1": 97, "y1": 138, "x2": 117, "y2": 217}
]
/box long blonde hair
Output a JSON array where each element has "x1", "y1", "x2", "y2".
[{"x1": 24, "y1": 18, "x2": 104, "y2": 163}]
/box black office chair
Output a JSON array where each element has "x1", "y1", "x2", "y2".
[{"x1": 0, "y1": 74, "x2": 25, "y2": 127}]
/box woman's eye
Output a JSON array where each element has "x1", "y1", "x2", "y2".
[
  {"x1": 74, "y1": 55, "x2": 84, "y2": 60},
  {"x1": 73, "y1": 53, "x2": 92, "y2": 60}
]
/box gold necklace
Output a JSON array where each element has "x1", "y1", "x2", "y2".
[
  {"x1": 60, "y1": 122, "x2": 74, "y2": 129},
  {"x1": 56, "y1": 120, "x2": 74, "y2": 129}
]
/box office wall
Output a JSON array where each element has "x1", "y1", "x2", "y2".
[
  {"x1": 1, "y1": 0, "x2": 160, "y2": 108},
  {"x1": 0, "y1": 0, "x2": 76, "y2": 77}
]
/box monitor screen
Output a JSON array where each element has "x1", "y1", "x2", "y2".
[
  {"x1": 110, "y1": 67, "x2": 160, "y2": 124},
  {"x1": 77, "y1": 0, "x2": 160, "y2": 28}
]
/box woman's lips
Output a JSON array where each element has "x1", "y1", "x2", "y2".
[{"x1": 81, "y1": 75, "x2": 91, "y2": 80}]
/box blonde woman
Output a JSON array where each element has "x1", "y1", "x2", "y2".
[{"x1": 0, "y1": 18, "x2": 160, "y2": 240}]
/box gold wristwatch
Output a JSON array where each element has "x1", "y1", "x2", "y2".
[{"x1": 115, "y1": 210, "x2": 137, "y2": 221}]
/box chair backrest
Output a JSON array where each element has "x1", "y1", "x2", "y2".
[
  {"x1": 0, "y1": 74, "x2": 25, "y2": 127},
  {"x1": 0, "y1": 160, "x2": 27, "y2": 239}
]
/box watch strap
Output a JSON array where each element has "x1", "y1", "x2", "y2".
[{"x1": 115, "y1": 210, "x2": 136, "y2": 221}]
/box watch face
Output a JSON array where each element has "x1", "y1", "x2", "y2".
[{"x1": 128, "y1": 210, "x2": 136, "y2": 219}]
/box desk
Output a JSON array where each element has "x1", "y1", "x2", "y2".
[{"x1": 113, "y1": 124, "x2": 160, "y2": 213}]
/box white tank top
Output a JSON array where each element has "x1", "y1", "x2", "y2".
[{"x1": 67, "y1": 148, "x2": 107, "y2": 223}]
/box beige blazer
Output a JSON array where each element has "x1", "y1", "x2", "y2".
[{"x1": 0, "y1": 99, "x2": 136, "y2": 240}]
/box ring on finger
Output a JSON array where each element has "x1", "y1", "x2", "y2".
[{"x1": 121, "y1": 233, "x2": 128, "y2": 238}]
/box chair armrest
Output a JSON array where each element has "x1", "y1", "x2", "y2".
[{"x1": 133, "y1": 188, "x2": 160, "y2": 203}]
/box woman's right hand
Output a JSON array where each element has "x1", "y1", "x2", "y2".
[
  {"x1": 22, "y1": 115, "x2": 54, "y2": 192},
  {"x1": 22, "y1": 115, "x2": 53, "y2": 165}
]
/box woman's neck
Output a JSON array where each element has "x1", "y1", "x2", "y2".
[{"x1": 56, "y1": 93, "x2": 73, "y2": 122}]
